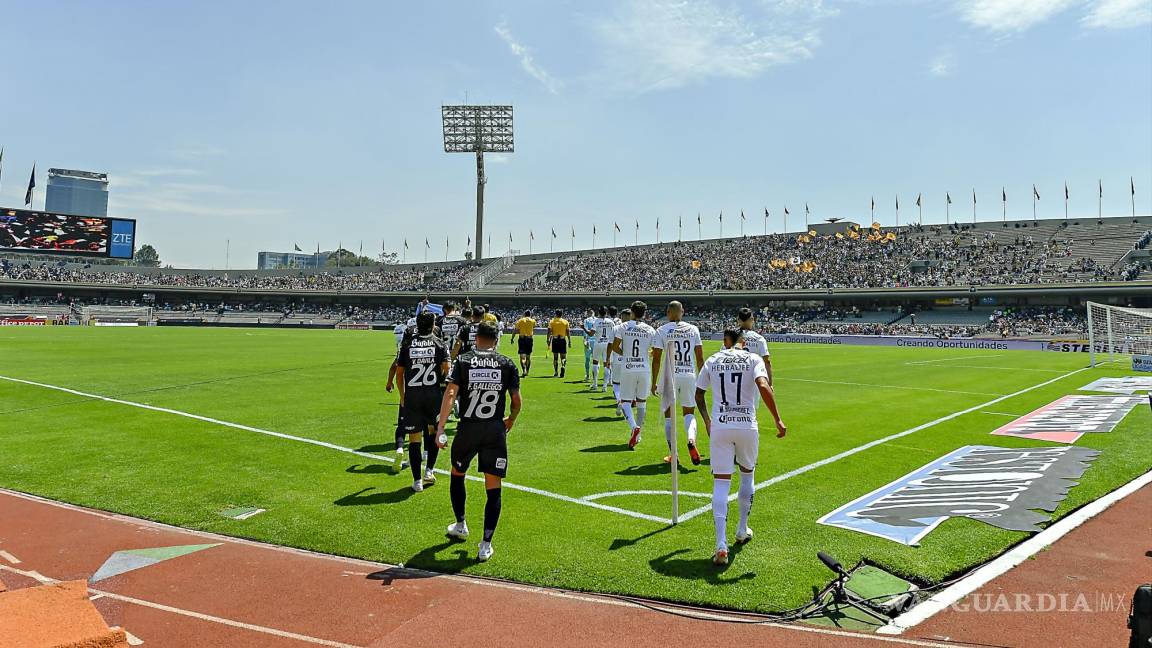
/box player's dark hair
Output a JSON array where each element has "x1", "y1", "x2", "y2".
[
  {"x1": 737, "y1": 307, "x2": 755, "y2": 322},
  {"x1": 621, "y1": 308, "x2": 631, "y2": 317},
  {"x1": 416, "y1": 311, "x2": 436, "y2": 334},
  {"x1": 476, "y1": 322, "x2": 499, "y2": 341},
  {"x1": 631, "y1": 300, "x2": 647, "y2": 318},
  {"x1": 668, "y1": 300, "x2": 683, "y2": 312},
  {"x1": 444, "y1": 302, "x2": 456, "y2": 313},
  {"x1": 474, "y1": 305, "x2": 486, "y2": 319},
  {"x1": 724, "y1": 328, "x2": 743, "y2": 346},
  {"x1": 555, "y1": 309, "x2": 562, "y2": 317},
  {"x1": 608, "y1": 305, "x2": 618, "y2": 317},
  {"x1": 597, "y1": 306, "x2": 607, "y2": 317},
  {"x1": 461, "y1": 307, "x2": 473, "y2": 318},
  {"x1": 524, "y1": 309, "x2": 532, "y2": 316}
]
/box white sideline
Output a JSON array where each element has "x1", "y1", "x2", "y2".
[
  {"x1": 582, "y1": 490, "x2": 711, "y2": 501},
  {"x1": 675, "y1": 367, "x2": 1090, "y2": 523},
  {"x1": 877, "y1": 468, "x2": 1152, "y2": 635},
  {"x1": 0, "y1": 375, "x2": 667, "y2": 525},
  {"x1": 905, "y1": 354, "x2": 1006, "y2": 365},
  {"x1": 778, "y1": 377, "x2": 1000, "y2": 397}
]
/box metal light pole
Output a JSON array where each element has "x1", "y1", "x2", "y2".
[{"x1": 442, "y1": 105, "x2": 514, "y2": 261}]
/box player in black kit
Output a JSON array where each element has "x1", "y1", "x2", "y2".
[
  {"x1": 395, "y1": 312, "x2": 450, "y2": 492},
  {"x1": 435, "y1": 322, "x2": 521, "y2": 562},
  {"x1": 438, "y1": 303, "x2": 467, "y2": 360}
]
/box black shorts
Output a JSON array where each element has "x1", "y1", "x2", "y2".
[
  {"x1": 451, "y1": 422, "x2": 509, "y2": 478},
  {"x1": 551, "y1": 338, "x2": 568, "y2": 354},
  {"x1": 517, "y1": 336, "x2": 533, "y2": 355},
  {"x1": 401, "y1": 391, "x2": 441, "y2": 433}
]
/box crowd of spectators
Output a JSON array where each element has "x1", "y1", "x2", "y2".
[
  {"x1": 540, "y1": 227, "x2": 1143, "y2": 292},
  {"x1": 0, "y1": 259, "x2": 477, "y2": 292}
]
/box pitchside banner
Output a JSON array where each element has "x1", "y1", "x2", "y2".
[
  {"x1": 990, "y1": 395, "x2": 1145, "y2": 443},
  {"x1": 1133, "y1": 354, "x2": 1152, "y2": 373},
  {"x1": 818, "y1": 445, "x2": 1099, "y2": 545},
  {"x1": 1079, "y1": 377, "x2": 1152, "y2": 394},
  {"x1": 757, "y1": 334, "x2": 1050, "y2": 351}
]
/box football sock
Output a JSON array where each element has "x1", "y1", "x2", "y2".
[
  {"x1": 684, "y1": 414, "x2": 698, "y2": 445},
  {"x1": 713, "y1": 478, "x2": 731, "y2": 550},
  {"x1": 612, "y1": 383, "x2": 621, "y2": 402},
  {"x1": 664, "y1": 418, "x2": 674, "y2": 451},
  {"x1": 422, "y1": 431, "x2": 439, "y2": 472},
  {"x1": 737, "y1": 471, "x2": 755, "y2": 536},
  {"x1": 408, "y1": 440, "x2": 422, "y2": 482},
  {"x1": 483, "y1": 487, "x2": 502, "y2": 542},
  {"x1": 394, "y1": 428, "x2": 405, "y2": 452},
  {"x1": 636, "y1": 402, "x2": 647, "y2": 427},
  {"x1": 450, "y1": 474, "x2": 466, "y2": 523},
  {"x1": 620, "y1": 402, "x2": 637, "y2": 429}
]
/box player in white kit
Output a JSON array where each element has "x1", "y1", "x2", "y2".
[
  {"x1": 609, "y1": 308, "x2": 631, "y2": 415},
  {"x1": 651, "y1": 301, "x2": 706, "y2": 465},
  {"x1": 593, "y1": 307, "x2": 615, "y2": 392},
  {"x1": 695, "y1": 329, "x2": 787, "y2": 567},
  {"x1": 737, "y1": 307, "x2": 772, "y2": 385},
  {"x1": 609, "y1": 300, "x2": 656, "y2": 450}
]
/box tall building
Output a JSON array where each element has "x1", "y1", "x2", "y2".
[
  {"x1": 44, "y1": 168, "x2": 109, "y2": 217},
  {"x1": 257, "y1": 250, "x2": 330, "y2": 270}
]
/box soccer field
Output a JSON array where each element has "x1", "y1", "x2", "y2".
[{"x1": 0, "y1": 326, "x2": 1148, "y2": 615}]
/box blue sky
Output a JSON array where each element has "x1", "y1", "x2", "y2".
[{"x1": 1, "y1": 0, "x2": 1149, "y2": 268}]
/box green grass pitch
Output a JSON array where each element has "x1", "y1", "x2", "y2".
[{"x1": 0, "y1": 326, "x2": 1148, "y2": 614}]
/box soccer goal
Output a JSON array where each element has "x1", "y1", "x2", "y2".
[
  {"x1": 1086, "y1": 302, "x2": 1152, "y2": 367},
  {"x1": 81, "y1": 305, "x2": 154, "y2": 326}
]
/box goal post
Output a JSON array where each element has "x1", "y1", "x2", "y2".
[
  {"x1": 81, "y1": 305, "x2": 154, "y2": 326},
  {"x1": 1086, "y1": 302, "x2": 1152, "y2": 367}
]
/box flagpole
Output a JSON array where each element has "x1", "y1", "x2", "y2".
[
  {"x1": 1099, "y1": 180, "x2": 1103, "y2": 220},
  {"x1": 225, "y1": 239, "x2": 230, "y2": 270},
  {"x1": 972, "y1": 190, "x2": 977, "y2": 224},
  {"x1": 697, "y1": 214, "x2": 701, "y2": 240},
  {"x1": 1132, "y1": 177, "x2": 1137, "y2": 218},
  {"x1": 946, "y1": 196, "x2": 950, "y2": 224}
]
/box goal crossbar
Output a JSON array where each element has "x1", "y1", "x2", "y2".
[{"x1": 1086, "y1": 302, "x2": 1152, "y2": 367}]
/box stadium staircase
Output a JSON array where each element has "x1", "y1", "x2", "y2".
[{"x1": 482, "y1": 258, "x2": 555, "y2": 291}]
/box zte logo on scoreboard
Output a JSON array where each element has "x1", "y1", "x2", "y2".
[{"x1": 109, "y1": 219, "x2": 137, "y2": 259}]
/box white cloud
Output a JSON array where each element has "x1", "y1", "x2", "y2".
[
  {"x1": 494, "y1": 22, "x2": 564, "y2": 94},
  {"x1": 929, "y1": 52, "x2": 954, "y2": 77},
  {"x1": 956, "y1": 0, "x2": 1079, "y2": 32},
  {"x1": 1082, "y1": 0, "x2": 1152, "y2": 28},
  {"x1": 110, "y1": 171, "x2": 280, "y2": 220},
  {"x1": 595, "y1": 0, "x2": 836, "y2": 92}
]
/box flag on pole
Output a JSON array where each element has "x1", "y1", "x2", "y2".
[
  {"x1": 614, "y1": 222, "x2": 621, "y2": 232},
  {"x1": 972, "y1": 189, "x2": 976, "y2": 205},
  {"x1": 947, "y1": 192, "x2": 952, "y2": 204},
  {"x1": 871, "y1": 196, "x2": 875, "y2": 211},
  {"x1": 1064, "y1": 183, "x2": 1069, "y2": 200},
  {"x1": 1033, "y1": 184, "x2": 1040, "y2": 200},
  {"x1": 530, "y1": 230, "x2": 535, "y2": 241},
  {"x1": 697, "y1": 213, "x2": 701, "y2": 225},
  {"x1": 24, "y1": 163, "x2": 36, "y2": 206},
  {"x1": 1132, "y1": 176, "x2": 1136, "y2": 196},
  {"x1": 784, "y1": 206, "x2": 789, "y2": 215},
  {"x1": 915, "y1": 193, "x2": 921, "y2": 207},
  {"x1": 551, "y1": 228, "x2": 557, "y2": 238},
  {"x1": 294, "y1": 244, "x2": 302, "y2": 252},
  {"x1": 425, "y1": 237, "x2": 430, "y2": 248},
  {"x1": 740, "y1": 210, "x2": 746, "y2": 221},
  {"x1": 404, "y1": 239, "x2": 409, "y2": 249},
  {"x1": 895, "y1": 195, "x2": 899, "y2": 210},
  {"x1": 805, "y1": 203, "x2": 810, "y2": 216},
  {"x1": 719, "y1": 211, "x2": 723, "y2": 223},
  {"x1": 1002, "y1": 187, "x2": 1007, "y2": 202},
  {"x1": 593, "y1": 224, "x2": 597, "y2": 235},
  {"x1": 467, "y1": 235, "x2": 472, "y2": 247},
  {"x1": 1099, "y1": 179, "x2": 1103, "y2": 198}
]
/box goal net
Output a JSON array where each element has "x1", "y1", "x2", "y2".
[
  {"x1": 1086, "y1": 302, "x2": 1152, "y2": 366},
  {"x1": 81, "y1": 305, "x2": 154, "y2": 326}
]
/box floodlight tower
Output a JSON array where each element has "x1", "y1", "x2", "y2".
[{"x1": 441, "y1": 105, "x2": 514, "y2": 261}]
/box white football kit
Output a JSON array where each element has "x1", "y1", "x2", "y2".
[
  {"x1": 740, "y1": 328, "x2": 770, "y2": 359},
  {"x1": 614, "y1": 320, "x2": 656, "y2": 401},
  {"x1": 653, "y1": 320, "x2": 703, "y2": 406},
  {"x1": 594, "y1": 317, "x2": 615, "y2": 362},
  {"x1": 695, "y1": 348, "x2": 769, "y2": 475}
]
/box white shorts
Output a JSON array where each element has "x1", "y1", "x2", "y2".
[
  {"x1": 657, "y1": 373, "x2": 697, "y2": 408},
  {"x1": 709, "y1": 427, "x2": 759, "y2": 475},
  {"x1": 617, "y1": 372, "x2": 651, "y2": 401},
  {"x1": 594, "y1": 342, "x2": 611, "y2": 362}
]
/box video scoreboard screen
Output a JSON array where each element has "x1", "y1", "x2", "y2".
[{"x1": 0, "y1": 207, "x2": 136, "y2": 259}]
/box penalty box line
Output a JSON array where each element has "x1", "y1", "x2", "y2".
[
  {"x1": 675, "y1": 367, "x2": 1091, "y2": 523},
  {"x1": 0, "y1": 375, "x2": 668, "y2": 525}
]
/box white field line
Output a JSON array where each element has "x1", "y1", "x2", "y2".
[
  {"x1": 919, "y1": 365, "x2": 1070, "y2": 373},
  {"x1": 878, "y1": 468, "x2": 1152, "y2": 635},
  {"x1": 0, "y1": 375, "x2": 667, "y2": 525},
  {"x1": 583, "y1": 490, "x2": 711, "y2": 501},
  {"x1": 677, "y1": 367, "x2": 1090, "y2": 523},
  {"x1": 777, "y1": 377, "x2": 1000, "y2": 397},
  {"x1": 0, "y1": 564, "x2": 362, "y2": 648},
  {"x1": 980, "y1": 411, "x2": 1023, "y2": 417},
  {"x1": 0, "y1": 549, "x2": 21, "y2": 564},
  {"x1": 905, "y1": 354, "x2": 1006, "y2": 365}
]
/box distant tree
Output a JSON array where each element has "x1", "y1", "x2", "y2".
[
  {"x1": 134, "y1": 244, "x2": 161, "y2": 267},
  {"x1": 378, "y1": 251, "x2": 399, "y2": 265},
  {"x1": 325, "y1": 248, "x2": 376, "y2": 268}
]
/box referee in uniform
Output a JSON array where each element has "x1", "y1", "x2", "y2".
[
  {"x1": 511, "y1": 310, "x2": 536, "y2": 377},
  {"x1": 547, "y1": 309, "x2": 571, "y2": 378}
]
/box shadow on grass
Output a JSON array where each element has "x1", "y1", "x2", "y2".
[
  {"x1": 580, "y1": 443, "x2": 632, "y2": 453},
  {"x1": 616, "y1": 463, "x2": 694, "y2": 476},
  {"x1": 648, "y1": 547, "x2": 755, "y2": 585},
  {"x1": 609, "y1": 524, "x2": 675, "y2": 551},
  {"x1": 398, "y1": 539, "x2": 475, "y2": 574},
  {"x1": 346, "y1": 464, "x2": 391, "y2": 474},
  {"x1": 333, "y1": 486, "x2": 414, "y2": 506},
  {"x1": 355, "y1": 444, "x2": 394, "y2": 453},
  {"x1": 582, "y1": 416, "x2": 621, "y2": 423}
]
